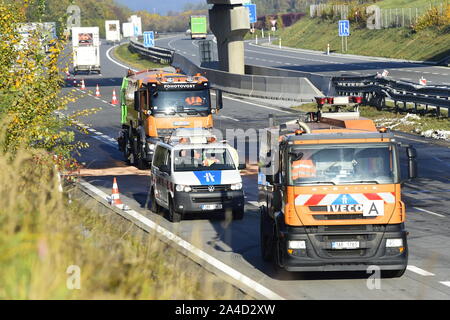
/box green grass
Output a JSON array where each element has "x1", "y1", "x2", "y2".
[
  {"x1": 376, "y1": 0, "x2": 446, "y2": 9},
  {"x1": 112, "y1": 44, "x2": 168, "y2": 71},
  {"x1": 0, "y1": 146, "x2": 247, "y2": 299},
  {"x1": 276, "y1": 17, "x2": 450, "y2": 62}
]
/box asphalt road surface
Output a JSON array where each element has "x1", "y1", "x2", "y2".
[
  {"x1": 157, "y1": 34, "x2": 450, "y2": 86},
  {"x1": 62, "y1": 39, "x2": 450, "y2": 299}
]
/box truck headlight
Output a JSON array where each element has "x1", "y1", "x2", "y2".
[
  {"x1": 288, "y1": 240, "x2": 306, "y2": 249},
  {"x1": 230, "y1": 183, "x2": 242, "y2": 190},
  {"x1": 386, "y1": 238, "x2": 403, "y2": 248},
  {"x1": 175, "y1": 185, "x2": 192, "y2": 192}
]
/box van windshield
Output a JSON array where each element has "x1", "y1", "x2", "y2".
[
  {"x1": 150, "y1": 89, "x2": 211, "y2": 115},
  {"x1": 174, "y1": 148, "x2": 236, "y2": 171},
  {"x1": 288, "y1": 144, "x2": 399, "y2": 185}
]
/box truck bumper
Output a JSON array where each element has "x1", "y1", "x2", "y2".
[
  {"x1": 173, "y1": 189, "x2": 244, "y2": 214},
  {"x1": 279, "y1": 224, "x2": 408, "y2": 272}
]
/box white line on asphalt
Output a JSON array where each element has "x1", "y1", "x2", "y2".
[
  {"x1": 223, "y1": 95, "x2": 293, "y2": 114},
  {"x1": 407, "y1": 265, "x2": 435, "y2": 276},
  {"x1": 440, "y1": 281, "x2": 450, "y2": 288},
  {"x1": 79, "y1": 180, "x2": 286, "y2": 300},
  {"x1": 413, "y1": 207, "x2": 445, "y2": 218},
  {"x1": 247, "y1": 201, "x2": 260, "y2": 207},
  {"x1": 106, "y1": 45, "x2": 138, "y2": 72},
  {"x1": 218, "y1": 115, "x2": 240, "y2": 122}
]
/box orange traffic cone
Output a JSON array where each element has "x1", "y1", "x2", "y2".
[
  {"x1": 111, "y1": 89, "x2": 118, "y2": 105},
  {"x1": 95, "y1": 84, "x2": 101, "y2": 97},
  {"x1": 80, "y1": 79, "x2": 86, "y2": 90},
  {"x1": 110, "y1": 177, "x2": 125, "y2": 209}
]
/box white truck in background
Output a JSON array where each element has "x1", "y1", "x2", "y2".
[
  {"x1": 71, "y1": 27, "x2": 101, "y2": 75},
  {"x1": 122, "y1": 22, "x2": 134, "y2": 38},
  {"x1": 105, "y1": 20, "x2": 121, "y2": 44}
]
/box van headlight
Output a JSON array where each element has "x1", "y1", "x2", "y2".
[
  {"x1": 175, "y1": 184, "x2": 192, "y2": 192},
  {"x1": 230, "y1": 183, "x2": 242, "y2": 190}
]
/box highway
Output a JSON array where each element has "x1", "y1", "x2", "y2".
[
  {"x1": 157, "y1": 34, "x2": 450, "y2": 86},
  {"x1": 63, "y1": 39, "x2": 450, "y2": 299}
]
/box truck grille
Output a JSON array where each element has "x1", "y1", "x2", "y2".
[{"x1": 192, "y1": 197, "x2": 226, "y2": 203}]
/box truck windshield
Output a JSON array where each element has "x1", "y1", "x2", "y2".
[
  {"x1": 288, "y1": 144, "x2": 399, "y2": 185},
  {"x1": 174, "y1": 148, "x2": 236, "y2": 171},
  {"x1": 151, "y1": 89, "x2": 211, "y2": 115}
]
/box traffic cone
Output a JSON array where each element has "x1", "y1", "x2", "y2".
[
  {"x1": 111, "y1": 89, "x2": 118, "y2": 105},
  {"x1": 80, "y1": 79, "x2": 86, "y2": 90},
  {"x1": 95, "y1": 84, "x2": 101, "y2": 97},
  {"x1": 110, "y1": 177, "x2": 125, "y2": 209}
]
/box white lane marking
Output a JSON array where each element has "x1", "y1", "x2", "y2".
[
  {"x1": 106, "y1": 45, "x2": 138, "y2": 72},
  {"x1": 247, "y1": 201, "x2": 260, "y2": 207},
  {"x1": 79, "y1": 180, "x2": 286, "y2": 300},
  {"x1": 222, "y1": 95, "x2": 293, "y2": 115},
  {"x1": 393, "y1": 134, "x2": 428, "y2": 144},
  {"x1": 413, "y1": 207, "x2": 445, "y2": 218},
  {"x1": 440, "y1": 281, "x2": 450, "y2": 288},
  {"x1": 407, "y1": 265, "x2": 435, "y2": 276},
  {"x1": 218, "y1": 115, "x2": 240, "y2": 122}
]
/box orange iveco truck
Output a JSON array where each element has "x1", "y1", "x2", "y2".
[
  {"x1": 258, "y1": 104, "x2": 418, "y2": 277},
  {"x1": 118, "y1": 68, "x2": 222, "y2": 168}
]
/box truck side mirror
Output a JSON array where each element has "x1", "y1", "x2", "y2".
[
  {"x1": 407, "y1": 146, "x2": 418, "y2": 180},
  {"x1": 216, "y1": 89, "x2": 223, "y2": 110},
  {"x1": 159, "y1": 164, "x2": 171, "y2": 174},
  {"x1": 238, "y1": 163, "x2": 246, "y2": 170}
]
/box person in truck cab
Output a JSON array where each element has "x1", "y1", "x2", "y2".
[
  {"x1": 291, "y1": 151, "x2": 316, "y2": 180},
  {"x1": 202, "y1": 152, "x2": 221, "y2": 166},
  {"x1": 185, "y1": 96, "x2": 204, "y2": 106}
]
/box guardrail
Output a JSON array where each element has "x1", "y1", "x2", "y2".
[
  {"x1": 129, "y1": 39, "x2": 174, "y2": 65},
  {"x1": 333, "y1": 75, "x2": 450, "y2": 117}
]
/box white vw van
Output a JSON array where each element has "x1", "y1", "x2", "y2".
[{"x1": 149, "y1": 129, "x2": 245, "y2": 222}]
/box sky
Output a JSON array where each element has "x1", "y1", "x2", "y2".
[{"x1": 115, "y1": 0, "x2": 205, "y2": 15}]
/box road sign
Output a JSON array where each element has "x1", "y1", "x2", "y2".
[
  {"x1": 244, "y1": 3, "x2": 257, "y2": 24},
  {"x1": 338, "y1": 20, "x2": 350, "y2": 37},
  {"x1": 143, "y1": 31, "x2": 155, "y2": 48}
]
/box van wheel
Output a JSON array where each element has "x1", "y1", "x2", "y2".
[
  {"x1": 149, "y1": 189, "x2": 161, "y2": 214},
  {"x1": 169, "y1": 200, "x2": 182, "y2": 223}
]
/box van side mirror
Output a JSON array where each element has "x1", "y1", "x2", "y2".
[
  {"x1": 407, "y1": 146, "x2": 418, "y2": 180},
  {"x1": 238, "y1": 163, "x2": 246, "y2": 170},
  {"x1": 159, "y1": 164, "x2": 171, "y2": 174}
]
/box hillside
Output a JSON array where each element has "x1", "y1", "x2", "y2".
[{"x1": 277, "y1": 10, "x2": 450, "y2": 62}]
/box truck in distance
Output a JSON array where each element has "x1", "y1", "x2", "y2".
[
  {"x1": 117, "y1": 67, "x2": 223, "y2": 169},
  {"x1": 71, "y1": 27, "x2": 101, "y2": 75},
  {"x1": 105, "y1": 20, "x2": 121, "y2": 44},
  {"x1": 258, "y1": 103, "x2": 417, "y2": 277},
  {"x1": 189, "y1": 15, "x2": 207, "y2": 39},
  {"x1": 150, "y1": 128, "x2": 245, "y2": 222}
]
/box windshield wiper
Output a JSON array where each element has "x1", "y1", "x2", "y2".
[
  {"x1": 342, "y1": 180, "x2": 380, "y2": 184},
  {"x1": 297, "y1": 181, "x2": 336, "y2": 185}
]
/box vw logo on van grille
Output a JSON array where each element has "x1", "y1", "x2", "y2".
[{"x1": 208, "y1": 185, "x2": 215, "y2": 192}]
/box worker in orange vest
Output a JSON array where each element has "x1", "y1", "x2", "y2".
[
  {"x1": 185, "y1": 96, "x2": 203, "y2": 106},
  {"x1": 291, "y1": 157, "x2": 316, "y2": 180}
]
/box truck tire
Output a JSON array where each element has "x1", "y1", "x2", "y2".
[
  {"x1": 381, "y1": 268, "x2": 406, "y2": 278},
  {"x1": 169, "y1": 199, "x2": 182, "y2": 223},
  {"x1": 260, "y1": 209, "x2": 274, "y2": 262}
]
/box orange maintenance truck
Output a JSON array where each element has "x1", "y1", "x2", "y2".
[
  {"x1": 258, "y1": 104, "x2": 417, "y2": 277},
  {"x1": 118, "y1": 68, "x2": 222, "y2": 168}
]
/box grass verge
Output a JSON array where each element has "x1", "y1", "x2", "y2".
[
  {"x1": 0, "y1": 149, "x2": 248, "y2": 299},
  {"x1": 112, "y1": 44, "x2": 169, "y2": 71}
]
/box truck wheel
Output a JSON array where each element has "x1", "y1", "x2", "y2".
[
  {"x1": 232, "y1": 209, "x2": 244, "y2": 220},
  {"x1": 382, "y1": 269, "x2": 406, "y2": 278},
  {"x1": 149, "y1": 189, "x2": 161, "y2": 214},
  {"x1": 169, "y1": 200, "x2": 182, "y2": 223},
  {"x1": 260, "y1": 210, "x2": 274, "y2": 262},
  {"x1": 122, "y1": 131, "x2": 132, "y2": 165}
]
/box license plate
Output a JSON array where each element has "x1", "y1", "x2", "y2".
[
  {"x1": 200, "y1": 204, "x2": 222, "y2": 210},
  {"x1": 331, "y1": 241, "x2": 360, "y2": 250}
]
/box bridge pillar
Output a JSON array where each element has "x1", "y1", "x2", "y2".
[{"x1": 208, "y1": 1, "x2": 249, "y2": 74}]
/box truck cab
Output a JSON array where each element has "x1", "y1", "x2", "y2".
[
  {"x1": 118, "y1": 68, "x2": 223, "y2": 169},
  {"x1": 259, "y1": 108, "x2": 417, "y2": 277},
  {"x1": 149, "y1": 128, "x2": 245, "y2": 222}
]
